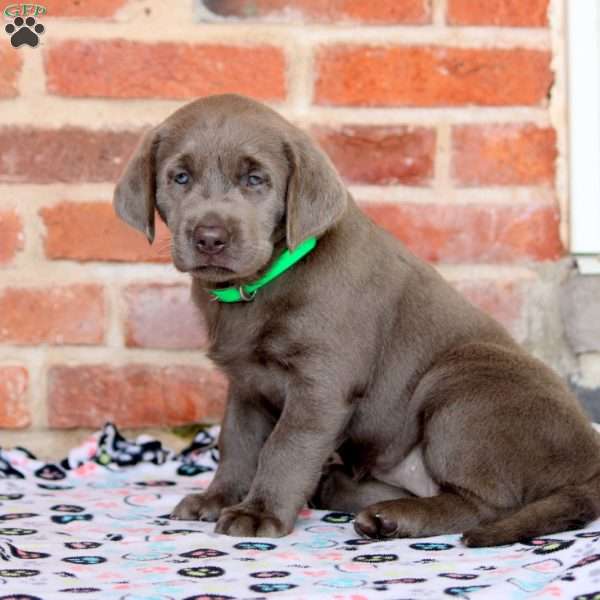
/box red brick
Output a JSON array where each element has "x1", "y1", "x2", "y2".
[
  {"x1": 202, "y1": 0, "x2": 430, "y2": 24},
  {"x1": 0, "y1": 211, "x2": 23, "y2": 265},
  {"x1": 0, "y1": 128, "x2": 139, "y2": 184},
  {"x1": 361, "y1": 202, "x2": 563, "y2": 263},
  {"x1": 0, "y1": 367, "x2": 29, "y2": 428},
  {"x1": 43, "y1": 0, "x2": 126, "y2": 17},
  {"x1": 0, "y1": 285, "x2": 105, "y2": 345},
  {"x1": 453, "y1": 279, "x2": 524, "y2": 338},
  {"x1": 452, "y1": 124, "x2": 556, "y2": 186},
  {"x1": 46, "y1": 41, "x2": 286, "y2": 100},
  {"x1": 448, "y1": 0, "x2": 548, "y2": 26},
  {"x1": 314, "y1": 126, "x2": 435, "y2": 186},
  {"x1": 41, "y1": 202, "x2": 171, "y2": 263},
  {"x1": 124, "y1": 284, "x2": 208, "y2": 350},
  {"x1": 316, "y1": 46, "x2": 552, "y2": 107},
  {"x1": 0, "y1": 43, "x2": 22, "y2": 98},
  {"x1": 48, "y1": 364, "x2": 227, "y2": 428}
]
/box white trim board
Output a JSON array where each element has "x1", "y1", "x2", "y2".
[{"x1": 567, "y1": 0, "x2": 600, "y2": 273}]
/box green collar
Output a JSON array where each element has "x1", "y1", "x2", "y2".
[{"x1": 208, "y1": 237, "x2": 317, "y2": 303}]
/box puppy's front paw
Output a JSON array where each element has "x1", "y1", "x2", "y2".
[
  {"x1": 215, "y1": 503, "x2": 290, "y2": 537},
  {"x1": 170, "y1": 492, "x2": 231, "y2": 522}
]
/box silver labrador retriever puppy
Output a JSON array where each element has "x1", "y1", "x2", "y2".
[{"x1": 114, "y1": 94, "x2": 600, "y2": 546}]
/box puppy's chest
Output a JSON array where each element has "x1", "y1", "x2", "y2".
[{"x1": 207, "y1": 308, "x2": 302, "y2": 406}]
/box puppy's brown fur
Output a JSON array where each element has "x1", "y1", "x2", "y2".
[{"x1": 114, "y1": 94, "x2": 600, "y2": 545}]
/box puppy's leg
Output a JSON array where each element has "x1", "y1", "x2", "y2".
[
  {"x1": 462, "y1": 483, "x2": 599, "y2": 547},
  {"x1": 313, "y1": 465, "x2": 411, "y2": 513},
  {"x1": 171, "y1": 386, "x2": 274, "y2": 522},
  {"x1": 357, "y1": 342, "x2": 600, "y2": 542},
  {"x1": 215, "y1": 386, "x2": 353, "y2": 537},
  {"x1": 355, "y1": 493, "x2": 492, "y2": 538}
]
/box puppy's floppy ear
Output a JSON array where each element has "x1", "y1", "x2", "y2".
[
  {"x1": 284, "y1": 131, "x2": 347, "y2": 250},
  {"x1": 113, "y1": 127, "x2": 160, "y2": 244}
]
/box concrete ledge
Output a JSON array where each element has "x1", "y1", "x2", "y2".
[
  {"x1": 571, "y1": 380, "x2": 600, "y2": 422},
  {"x1": 560, "y1": 272, "x2": 600, "y2": 353}
]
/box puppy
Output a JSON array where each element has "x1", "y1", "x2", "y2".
[{"x1": 114, "y1": 94, "x2": 600, "y2": 545}]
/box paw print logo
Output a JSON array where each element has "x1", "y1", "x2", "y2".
[
  {"x1": 322, "y1": 512, "x2": 354, "y2": 523},
  {"x1": 249, "y1": 583, "x2": 298, "y2": 593},
  {"x1": 177, "y1": 565, "x2": 225, "y2": 578},
  {"x1": 5, "y1": 16, "x2": 45, "y2": 48},
  {"x1": 63, "y1": 555, "x2": 107, "y2": 565},
  {"x1": 353, "y1": 553, "x2": 399, "y2": 563}
]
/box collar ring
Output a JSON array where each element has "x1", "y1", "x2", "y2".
[{"x1": 238, "y1": 287, "x2": 256, "y2": 302}]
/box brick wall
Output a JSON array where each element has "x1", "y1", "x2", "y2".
[{"x1": 1, "y1": 0, "x2": 591, "y2": 451}]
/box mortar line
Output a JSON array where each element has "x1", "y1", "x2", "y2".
[
  {"x1": 285, "y1": 36, "x2": 314, "y2": 116},
  {"x1": 105, "y1": 282, "x2": 123, "y2": 349},
  {"x1": 17, "y1": 346, "x2": 215, "y2": 368},
  {"x1": 433, "y1": 122, "x2": 452, "y2": 191},
  {"x1": 14, "y1": 44, "x2": 46, "y2": 98},
  {"x1": 432, "y1": 0, "x2": 447, "y2": 26},
  {"x1": 0, "y1": 97, "x2": 553, "y2": 129},
  {"x1": 39, "y1": 21, "x2": 552, "y2": 48},
  {"x1": 548, "y1": 0, "x2": 569, "y2": 249},
  {"x1": 27, "y1": 347, "x2": 48, "y2": 429}
]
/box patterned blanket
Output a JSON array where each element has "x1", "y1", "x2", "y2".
[{"x1": 0, "y1": 423, "x2": 598, "y2": 600}]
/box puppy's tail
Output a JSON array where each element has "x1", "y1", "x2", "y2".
[{"x1": 462, "y1": 473, "x2": 600, "y2": 547}]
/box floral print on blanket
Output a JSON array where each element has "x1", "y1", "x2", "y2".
[{"x1": 0, "y1": 423, "x2": 599, "y2": 599}]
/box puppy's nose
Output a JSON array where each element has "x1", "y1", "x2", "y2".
[{"x1": 193, "y1": 224, "x2": 230, "y2": 255}]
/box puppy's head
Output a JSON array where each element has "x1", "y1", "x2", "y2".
[{"x1": 114, "y1": 94, "x2": 347, "y2": 283}]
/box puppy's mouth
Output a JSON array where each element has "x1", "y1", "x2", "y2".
[
  {"x1": 187, "y1": 265, "x2": 237, "y2": 279},
  {"x1": 175, "y1": 242, "x2": 274, "y2": 283}
]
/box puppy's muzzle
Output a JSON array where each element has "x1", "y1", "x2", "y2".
[{"x1": 193, "y1": 222, "x2": 230, "y2": 256}]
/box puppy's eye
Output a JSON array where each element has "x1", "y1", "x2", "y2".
[
  {"x1": 246, "y1": 173, "x2": 264, "y2": 187},
  {"x1": 174, "y1": 172, "x2": 190, "y2": 185}
]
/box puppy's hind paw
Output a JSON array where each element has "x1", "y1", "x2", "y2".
[
  {"x1": 462, "y1": 524, "x2": 509, "y2": 548},
  {"x1": 354, "y1": 510, "x2": 398, "y2": 539}
]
